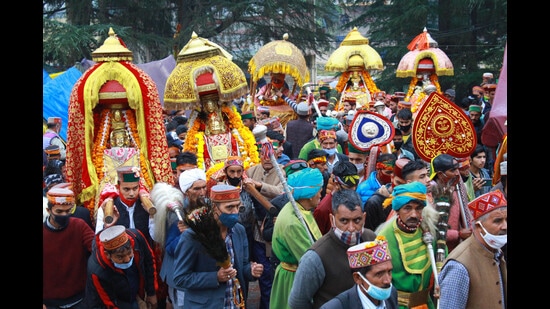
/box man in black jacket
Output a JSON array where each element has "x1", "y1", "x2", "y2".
[{"x1": 85, "y1": 225, "x2": 158, "y2": 309}]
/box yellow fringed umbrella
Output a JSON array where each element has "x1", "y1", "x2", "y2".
[
  {"x1": 324, "y1": 27, "x2": 384, "y2": 72},
  {"x1": 164, "y1": 32, "x2": 248, "y2": 111},
  {"x1": 248, "y1": 33, "x2": 310, "y2": 87}
]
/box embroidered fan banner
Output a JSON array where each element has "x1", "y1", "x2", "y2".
[{"x1": 412, "y1": 92, "x2": 476, "y2": 162}]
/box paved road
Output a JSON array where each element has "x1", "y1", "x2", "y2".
[{"x1": 246, "y1": 280, "x2": 261, "y2": 309}]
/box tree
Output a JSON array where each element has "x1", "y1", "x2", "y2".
[
  {"x1": 43, "y1": 0, "x2": 342, "y2": 73},
  {"x1": 343, "y1": 0, "x2": 507, "y2": 99}
]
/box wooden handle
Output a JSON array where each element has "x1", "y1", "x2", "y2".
[
  {"x1": 243, "y1": 182, "x2": 278, "y2": 216},
  {"x1": 104, "y1": 199, "x2": 114, "y2": 224},
  {"x1": 140, "y1": 195, "x2": 157, "y2": 216}
]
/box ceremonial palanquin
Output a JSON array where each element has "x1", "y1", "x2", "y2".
[
  {"x1": 396, "y1": 27, "x2": 454, "y2": 118},
  {"x1": 164, "y1": 32, "x2": 259, "y2": 175},
  {"x1": 65, "y1": 28, "x2": 173, "y2": 218}
]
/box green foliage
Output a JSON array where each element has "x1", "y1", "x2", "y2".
[
  {"x1": 345, "y1": 0, "x2": 506, "y2": 99},
  {"x1": 43, "y1": 0, "x2": 507, "y2": 100}
]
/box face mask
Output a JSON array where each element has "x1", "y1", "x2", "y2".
[
  {"x1": 354, "y1": 163, "x2": 364, "y2": 174},
  {"x1": 478, "y1": 222, "x2": 507, "y2": 249},
  {"x1": 53, "y1": 213, "x2": 70, "y2": 228},
  {"x1": 324, "y1": 148, "x2": 337, "y2": 156},
  {"x1": 393, "y1": 141, "x2": 403, "y2": 150},
  {"x1": 357, "y1": 272, "x2": 392, "y2": 301},
  {"x1": 114, "y1": 256, "x2": 134, "y2": 270},
  {"x1": 120, "y1": 195, "x2": 138, "y2": 206},
  {"x1": 227, "y1": 176, "x2": 242, "y2": 186},
  {"x1": 399, "y1": 124, "x2": 411, "y2": 132},
  {"x1": 219, "y1": 213, "x2": 240, "y2": 228},
  {"x1": 378, "y1": 171, "x2": 392, "y2": 185},
  {"x1": 332, "y1": 218, "x2": 362, "y2": 245}
]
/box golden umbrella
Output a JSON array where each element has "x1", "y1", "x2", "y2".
[
  {"x1": 248, "y1": 33, "x2": 310, "y2": 88},
  {"x1": 324, "y1": 27, "x2": 383, "y2": 72},
  {"x1": 164, "y1": 32, "x2": 248, "y2": 111},
  {"x1": 324, "y1": 27, "x2": 383, "y2": 110}
]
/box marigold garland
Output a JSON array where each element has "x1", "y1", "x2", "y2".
[
  {"x1": 124, "y1": 110, "x2": 153, "y2": 189},
  {"x1": 184, "y1": 104, "x2": 259, "y2": 173},
  {"x1": 90, "y1": 108, "x2": 152, "y2": 191},
  {"x1": 92, "y1": 109, "x2": 111, "y2": 182},
  {"x1": 334, "y1": 70, "x2": 380, "y2": 112}
]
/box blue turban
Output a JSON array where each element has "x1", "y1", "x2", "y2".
[
  {"x1": 316, "y1": 116, "x2": 339, "y2": 131},
  {"x1": 388, "y1": 182, "x2": 427, "y2": 211},
  {"x1": 288, "y1": 167, "x2": 323, "y2": 200}
]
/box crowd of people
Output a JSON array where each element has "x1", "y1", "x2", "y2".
[{"x1": 43, "y1": 29, "x2": 506, "y2": 309}]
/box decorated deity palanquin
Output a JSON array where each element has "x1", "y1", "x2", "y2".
[
  {"x1": 65, "y1": 28, "x2": 173, "y2": 218},
  {"x1": 324, "y1": 27, "x2": 384, "y2": 111}
]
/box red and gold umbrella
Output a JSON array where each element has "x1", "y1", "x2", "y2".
[{"x1": 396, "y1": 27, "x2": 454, "y2": 78}]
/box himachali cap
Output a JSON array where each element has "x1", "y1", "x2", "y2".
[
  {"x1": 117, "y1": 166, "x2": 140, "y2": 183},
  {"x1": 468, "y1": 190, "x2": 507, "y2": 221},
  {"x1": 47, "y1": 117, "x2": 62, "y2": 125},
  {"x1": 257, "y1": 106, "x2": 270, "y2": 113},
  {"x1": 373, "y1": 91, "x2": 386, "y2": 100},
  {"x1": 483, "y1": 83, "x2": 497, "y2": 91},
  {"x1": 317, "y1": 99, "x2": 329, "y2": 108},
  {"x1": 47, "y1": 182, "x2": 75, "y2": 205},
  {"x1": 393, "y1": 92, "x2": 406, "y2": 98},
  {"x1": 468, "y1": 105, "x2": 482, "y2": 113},
  {"x1": 210, "y1": 184, "x2": 241, "y2": 202},
  {"x1": 241, "y1": 111, "x2": 255, "y2": 120},
  {"x1": 347, "y1": 236, "x2": 391, "y2": 269},
  {"x1": 100, "y1": 225, "x2": 129, "y2": 251},
  {"x1": 318, "y1": 129, "x2": 337, "y2": 141},
  {"x1": 393, "y1": 158, "x2": 411, "y2": 179},
  {"x1": 398, "y1": 100, "x2": 411, "y2": 109},
  {"x1": 224, "y1": 156, "x2": 244, "y2": 170}
]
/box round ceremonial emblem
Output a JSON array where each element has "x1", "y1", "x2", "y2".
[{"x1": 348, "y1": 110, "x2": 394, "y2": 151}]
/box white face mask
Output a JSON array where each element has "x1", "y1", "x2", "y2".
[
  {"x1": 354, "y1": 163, "x2": 364, "y2": 174},
  {"x1": 478, "y1": 221, "x2": 507, "y2": 249}
]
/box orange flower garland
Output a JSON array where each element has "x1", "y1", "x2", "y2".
[
  {"x1": 92, "y1": 109, "x2": 111, "y2": 182},
  {"x1": 90, "y1": 108, "x2": 153, "y2": 190},
  {"x1": 124, "y1": 110, "x2": 153, "y2": 189},
  {"x1": 183, "y1": 104, "x2": 260, "y2": 173}
]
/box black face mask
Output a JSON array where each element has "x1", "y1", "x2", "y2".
[
  {"x1": 399, "y1": 124, "x2": 411, "y2": 132},
  {"x1": 227, "y1": 176, "x2": 242, "y2": 186},
  {"x1": 393, "y1": 141, "x2": 403, "y2": 150},
  {"x1": 53, "y1": 213, "x2": 70, "y2": 228}
]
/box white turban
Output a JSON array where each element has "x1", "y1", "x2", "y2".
[{"x1": 179, "y1": 168, "x2": 206, "y2": 193}]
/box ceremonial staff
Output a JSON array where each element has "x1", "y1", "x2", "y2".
[{"x1": 253, "y1": 125, "x2": 314, "y2": 245}]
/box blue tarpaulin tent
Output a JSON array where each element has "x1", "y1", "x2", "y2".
[
  {"x1": 42, "y1": 55, "x2": 177, "y2": 141},
  {"x1": 43, "y1": 67, "x2": 83, "y2": 140}
]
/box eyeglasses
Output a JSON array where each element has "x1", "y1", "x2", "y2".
[
  {"x1": 284, "y1": 162, "x2": 308, "y2": 176},
  {"x1": 287, "y1": 161, "x2": 308, "y2": 171}
]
